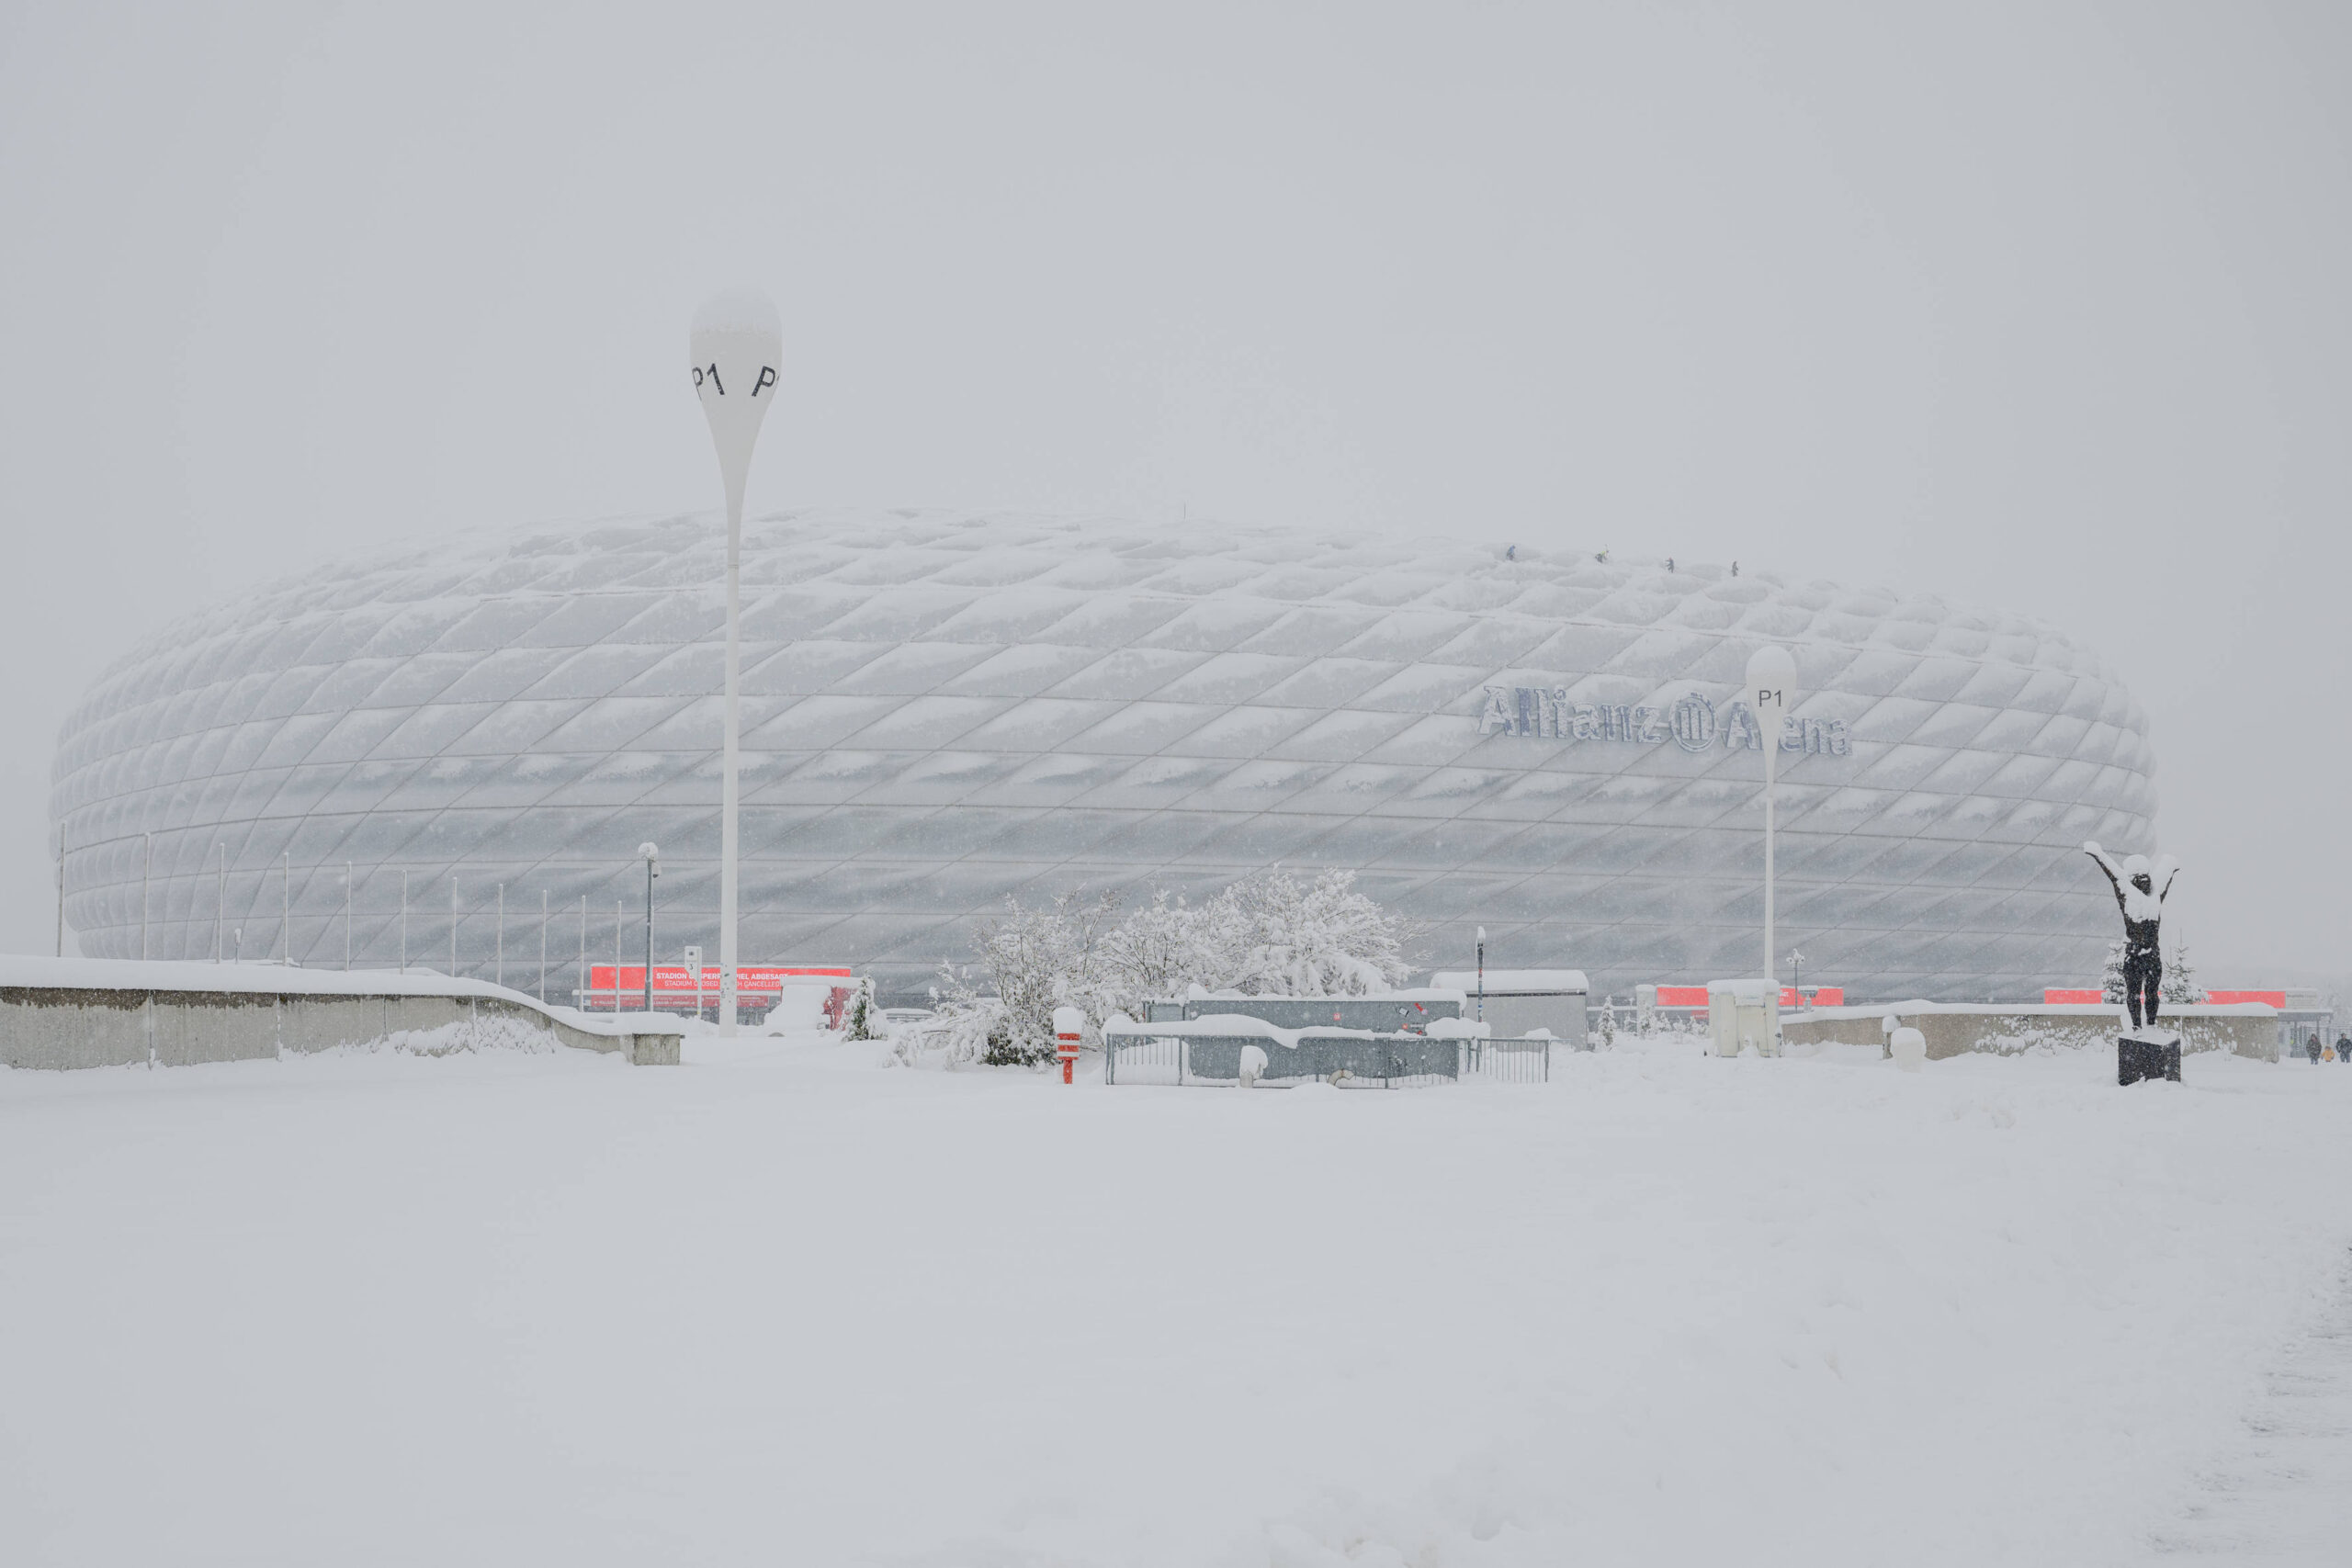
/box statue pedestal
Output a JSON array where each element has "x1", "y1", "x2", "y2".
[{"x1": 2119, "y1": 1029, "x2": 2182, "y2": 1087}]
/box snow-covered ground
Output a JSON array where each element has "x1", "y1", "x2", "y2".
[{"x1": 3, "y1": 1032, "x2": 2349, "y2": 1565}]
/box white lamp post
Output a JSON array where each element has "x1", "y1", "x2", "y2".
[
  {"x1": 1475, "y1": 924, "x2": 1487, "y2": 1023},
  {"x1": 689, "y1": 292, "x2": 783, "y2": 1038},
  {"x1": 1744, "y1": 646, "x2": 1798, "y2": 1018}
]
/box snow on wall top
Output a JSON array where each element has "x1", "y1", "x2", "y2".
[{"x1": 0, "y1": 955, "x2": 684, "y2": 1036}]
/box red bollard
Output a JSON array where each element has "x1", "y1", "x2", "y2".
[{"x1": 1052, "y1": 1004, "x2": 1085, "y2": 1085}]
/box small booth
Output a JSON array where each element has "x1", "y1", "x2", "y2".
[
  {"x1": 1705, "y1": 977, "x2": 1781, "y2": 1057},
  {"x1": 1428, "y1": 969, "x2": 1589, "y2": 1049}
]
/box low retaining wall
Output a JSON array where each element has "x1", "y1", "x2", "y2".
[
  {"x1": 1, "y1": 967, "x2": 681, "y2": 1071},
  {"x1": 1781, "y1": 1002, "x2": 2278, "y2": 1064}
]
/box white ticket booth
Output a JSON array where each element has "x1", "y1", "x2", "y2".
[{"x1": 1706, "y1": 978, "x2": 1781, "y2": 1058}]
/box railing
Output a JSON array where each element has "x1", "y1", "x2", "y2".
[{"x1": 1461, "y1": 1035, "x2": 1552, "y2": 1084}]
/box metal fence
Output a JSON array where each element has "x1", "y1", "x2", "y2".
[
  {"x1": 1106, "y1": 1030, "x2": 1554, "y2": 1088},
  {"x1": 1460, "y1": 1035, "x2": 1553, "y2": 1084}
]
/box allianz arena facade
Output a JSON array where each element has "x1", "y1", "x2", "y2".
[{"x1": 49, "y1": 511, "x2": 2156, "y2": 1003}]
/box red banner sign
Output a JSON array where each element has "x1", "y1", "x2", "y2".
[
  {"x1": 1651, "y1": 985, "x2": 1842, "y2": 1008},
  {"x1": 587, "y1": 964, "x2": 851, "y2": 998}
]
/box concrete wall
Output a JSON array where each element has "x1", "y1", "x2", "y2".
[
  {"x1": 1472, "y1": 994, "x2": 1589, "y2": 1049},
  {"x1": 1781, "y1": 1007, "x2": 2278, "y2": 1064},
  {"x1": 1, "y1": 986, "x2": 680, "y2": 1071}
]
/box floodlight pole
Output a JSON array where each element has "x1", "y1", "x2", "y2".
[
  {"x1": 539, "y1": 888, "x2": 548, "y2": 1003},
  {"x1": 691, "y1": 294, "x2": 783, "y2": 1038},
  {"x1": 214, "y1": 841, "x2": 226, "y2": 963}
]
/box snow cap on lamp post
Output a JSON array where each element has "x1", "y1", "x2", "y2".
[{"x1": 689, "y1": 291, "x2": 784, "y2": 517}]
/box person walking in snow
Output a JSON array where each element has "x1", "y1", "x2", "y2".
[
  {"x1": 2309, "y1": 1032, "x2": 2325, "y2": 1064},
  {"x1": 2083, "y1": 842, "x2": 2179, "y2": 1032},
  {"x1": 2335, "y1": 1032, "x2": 2351, "y2": 1063}
]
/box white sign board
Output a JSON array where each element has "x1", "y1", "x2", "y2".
[{"x1": 1744, "y1": 645, "x2": 1798, "y2": 762}]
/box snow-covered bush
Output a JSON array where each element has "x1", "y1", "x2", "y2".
[{"x1": 932, "y1": 891, "x2": 1122, "y2": 1067}]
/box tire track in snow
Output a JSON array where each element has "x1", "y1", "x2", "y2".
[{"x1": 2143, "y1": 1252, "x2": 2352, "y2": 1564}]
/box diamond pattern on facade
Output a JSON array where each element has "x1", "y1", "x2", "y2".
[{"x1": 50, "y1": 511, "x2": 2156, "y2": 1001}]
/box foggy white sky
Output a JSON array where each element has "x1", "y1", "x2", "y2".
[{"x1": 3, "y1": 3, "x2": 2346, "y2": 981}]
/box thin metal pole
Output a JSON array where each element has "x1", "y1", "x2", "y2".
[
  {"x1": 539, "y1": 888, "x2": 548, "y2": 1003},
  {"x1": 214, "y1": 841, "x2": 225, "y2": 963},
  {"x1": 54, "y1": 817, "x2": 65, "y2": 957},
  {"x1": 721, "y1": 491, "x2": 741, "y2": 1036},
  {"x1": 577, "y1": 895, "x2": 587, "y2": 1009},
  {"x1": 399, "y1": 870, "x2": 408, "y2": 973},
  {"x1": 615, "y1": 899, "x2": 624, "y2": 1011},
  {"x1": 495, "y1": 883, "x2": 504, "y2": 988},
  {"x1": 280, "y1": 851, "x2": 290, "y2": 964},
  {"x1": 643, "y1": 861, "x2": 656, "y2": 1012},
  {"x1": 450, "y1": 877, "x2": 459, "y2": 977},
  {"x1": 345, "y1": 863, "x2": 353, "y2": 969},
  {"x1": 1765, "y1": 731, "x2": 1777, "y2": 1010},
  {"x1": 141, "y1": 832, "x2": 151, "y2": 961}
]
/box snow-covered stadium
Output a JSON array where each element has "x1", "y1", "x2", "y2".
[{"x1": 48, "y1": 511, "x2": 2156, "y2": 1002}]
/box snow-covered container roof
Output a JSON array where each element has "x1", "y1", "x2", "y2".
[{"x1": 1429, "y1": 970, "x2": 1588, "y2": 995}]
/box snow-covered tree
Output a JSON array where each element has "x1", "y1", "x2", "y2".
[
  {"x1": 1199, "y1": 868, "x2": 1415, "y2": 997},
  {"x1": 1098, "y1": 889, "x2": 1219, "y2": 1020},
  {"x1": 842, "y1": 976, "x2": 879, "y2": 1041},
  {"x1": 2101, "y1": 941, "x2": 2128, "y2": 1004},
  {"x1": 2163, "y1": 945, "x2": 2206, "y2": 1005}
]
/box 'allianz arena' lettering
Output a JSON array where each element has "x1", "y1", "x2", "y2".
[{"x1": 1479, "y1": 686, "x2": 1852, "y2": 756}]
